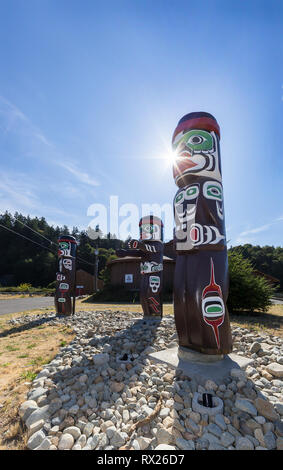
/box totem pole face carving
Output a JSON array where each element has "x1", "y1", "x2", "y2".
[
  {"x1": 173, "y1": 130, "x2": 221, "y2": 184},
  {"x1": 172, "y1": 113, "x2": 222, "y2": 187},
  {"x1": 58, "y1": 240, "x2": 71, "y2": 257},
  {"x1": 139, "y1": 216, "x2": 164, "y2": 241},
  {"x1": 62, "y1": 258, "x2": 73, "y2": 271},
  {"x1": 59, "y1": 282, "x2": 69, "y2": 292},
  {"x1": 140, "y1": 223, "x2": 161, "y2": 240},
  {"x1": 174, "y1": 183, "x2": 200, "y2": 229},
  {"x1": 149, "y1": 275, "x2": 160, "y2": 293},
  {"x1": 174, "y1": 181, "x2": 226, "y2": 250}
]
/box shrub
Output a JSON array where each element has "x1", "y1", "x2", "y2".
[
  {"x1": 227, "y1": 251, "x2": 275, "y2": 313},
  {"x1": 47, "y1": 280, "x2": 56, "y2": 289},
  {"x1": 18, "y1": 283, "x2": 33, "y2": 292}
]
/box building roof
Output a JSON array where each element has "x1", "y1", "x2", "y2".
[
  {"x1": 253, "y1": 269, "x2": 280, "y2": 284},
  {"x1": 107, "y1": 255, "x2": 175, "y2": 265}
]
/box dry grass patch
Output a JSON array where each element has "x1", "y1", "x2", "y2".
[
  {"x1": 0, "y1": 313, "x2": 75, "y2": 450},
  {"x1": 0, "y1": 294, "x2": 50, "y2": 300},
  {"x1": 230, "y1": 304, "x2": 283, "y2": 337},
  {"x1": 77, "y1": 299, "x2": 174, "y2": 315}
]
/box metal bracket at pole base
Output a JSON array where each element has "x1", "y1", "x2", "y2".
[{"x1": 192, "y1": 392, "x2": 224, "y2": 416}]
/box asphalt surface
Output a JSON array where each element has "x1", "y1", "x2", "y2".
[
  {"x1": 0, "y1": 296, "x2": 282, "y2": 316},
  {"x1": 271, "y1": 298, "x2": 283, "y2": 305},
  {"x1": 0, "y1": 296, "x2": 54, "y2": 315}
]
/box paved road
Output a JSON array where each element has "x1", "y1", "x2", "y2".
[
  {"x1": 271, "y1": 298, "x2": 283, "y2": 305},
  {"x1": 0, "y1": 295, "x2": 281, "y2": 316},
  {"x1": 0, "y1": 296, "x2": 54, "y2": 315}
]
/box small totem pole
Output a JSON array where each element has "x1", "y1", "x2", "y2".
[
  {"x1": 54, "y1": 235, "x2": 77, "y2": 316},
  {"x1": 116, "y1": 216, "x2": 164, "y2": 317},
  {"x1": 172, "y1": 112, "x2": 233, "y2": 354}
]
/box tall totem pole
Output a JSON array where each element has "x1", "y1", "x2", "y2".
[
  {"x1": 116, "y1": 216, "x2": 164, "y2": 317},
  {"x1": 172, "y1": 112, "x2": 232, "y2": 355},
  {"x1": 54, "y1": 235, "x2": 77, "y2": 316}
]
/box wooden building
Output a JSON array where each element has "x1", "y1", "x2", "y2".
[
  {"x1": 75, "y1": 269, "x2": 104, "y2": 295},
  {"x1": 107, "y1": 255, "x2": 175, "y2": 290},
  {"x1": 253, "y1": 269, "x2": 280, "y2": 286}
]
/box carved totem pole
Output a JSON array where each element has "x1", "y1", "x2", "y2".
[
  {"x1": 172, "y1": 112, "x2": 232, "y2": 354},
  {"x1": 54, "y1": 235, "x2": 77, "y2": 316},
  {"x1": 116, "y1": 216, "x2": 164, "y2": 317}
]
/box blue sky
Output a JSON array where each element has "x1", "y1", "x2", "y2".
[{"x1": 0, "y1": 0, "x2": 282, "y2": 244}]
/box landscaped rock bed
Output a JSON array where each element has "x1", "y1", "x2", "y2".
[{"x1": 14, "y1": 310, "x2": 283, "y2": 450}]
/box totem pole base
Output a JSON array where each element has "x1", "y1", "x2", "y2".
[
  {"x1": 143, "y1": 315, "x2": 162, "y2": 320},
  {"x1": 148, "y1": 347, "x2": 254, "y2": 387},
  {"x1": 178, "y1": 346, "x2": 224, "y2": 363}
]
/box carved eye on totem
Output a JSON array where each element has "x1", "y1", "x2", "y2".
[
  {"x1": 174, "y1": 184, "x2": 200, "y2": 206},
  {"x1": 187, "y1": 135, "x2": 205, "y2": 145},
  {"x1": 142, "y1": 224, "x2": 156, "y2": 233},
  {"x1": 203, "y1": 181, "x2": 223, "y2": 201},
  {"x1": 203, "y1": 181, "x2": 224, "y2": 220},
  {"x1": 59, "y1": 242, "x2": 69, "y2": 250},
  {"x1": 185, "y1": 185, "x2": 199, "y2": 200},
  {"x1": 176, "y1": 129, "x2": 214, "y2": 153}
]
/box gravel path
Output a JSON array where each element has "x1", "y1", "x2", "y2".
[{"x1": 9, "y1": 309, "x2": 283, "y2": 451}]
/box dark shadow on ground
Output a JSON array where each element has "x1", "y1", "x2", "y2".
[
  {"x1": 230, "y1": 310, "x2": 283, "y2": 333},
  {"x1": 0, "y1": 314, "x2": 63, "y2": 338}
]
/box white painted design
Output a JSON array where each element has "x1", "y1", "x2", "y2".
[
  {"x1": 149, "y1": 276, "x2": 160, "y2": 293},
  {"x1": 140, "y1": 261, "x2": 163, "y2": 274},
  {"x1": 63, "y1": 258, "x2": 72, "y2": 271}
]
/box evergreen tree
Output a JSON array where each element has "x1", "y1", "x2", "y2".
[{"x1": 227, "y1": 251, "x2": 275, "y2": 313}]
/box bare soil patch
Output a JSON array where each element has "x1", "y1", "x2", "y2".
[{"x1": 0, "y1": 312, "x2": 74, "y2": 450}]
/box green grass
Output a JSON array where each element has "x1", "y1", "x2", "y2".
[
  {"x1": 5, "y1": 345, "x2": 20, "y2": 352},
  {"x1": 20, "y1": 370, "x2": 37, "y2": 381},
  {"x1": 29, "y1": 356, "x2": 46, "y2": 366}
]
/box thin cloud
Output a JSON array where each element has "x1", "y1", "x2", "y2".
[
  {"x1": 57, "y1": 161, "x2": 100, "y2": 187},
  {"x1": 235, "y1": 216, "x2": 283, "y2": 244},
  {"x1": 0, "y1": 170, "x2": 72, "y2": 221},
  {"x1": 239, "y1": 223, "x2": 272, "y2": 236},
  {"x1": 0, "y1": 96, "x2": 100, "y2": 188},
  {"x1": 0, "y1": 171, "x2": 39, "y2": 212},
  {"x1": 0, "y1": 95, "x2": 53, "y2": 146}
]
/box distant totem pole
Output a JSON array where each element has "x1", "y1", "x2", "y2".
[
  {"x1": 172, "y1": 112, "x2": 232, "y2": 355},
  {"x1": 116, "y1": 216, "x2": 164, "y2": 317},
  {"x1": 54, "y1": 235, "x2": 77, "y2": 316}
]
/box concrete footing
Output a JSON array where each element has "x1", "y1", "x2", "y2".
[
  {"x1": 148, "y1": 346, "x2": 254, "y2": 386},
  {"x1": 192, "y1": 392, "x2": 224, "y2": 415}
]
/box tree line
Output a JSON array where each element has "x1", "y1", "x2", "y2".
[
  {"x1": 0, "y1": 212, "x2": 127, "y2": 287},
  {"x1": 0, "y1": 212, "x2": 282, "y2": 306}
]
